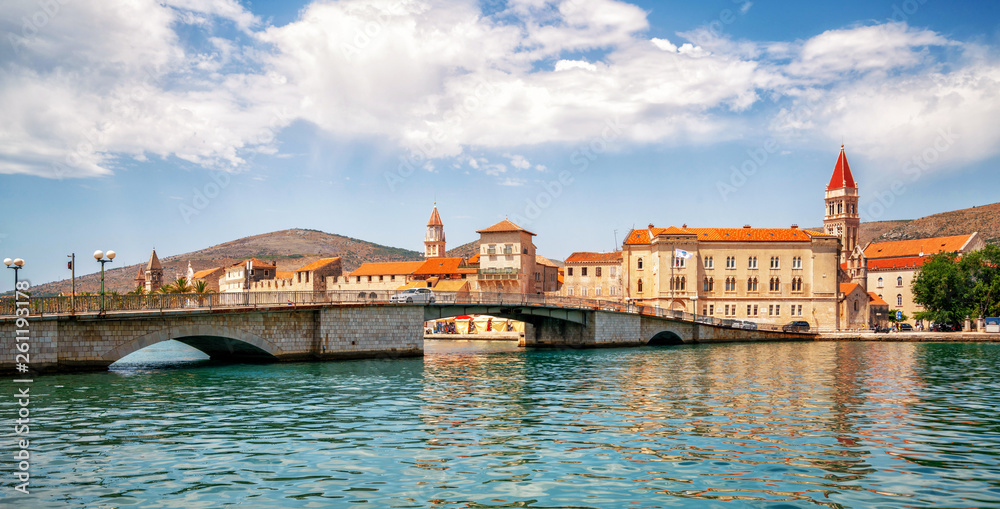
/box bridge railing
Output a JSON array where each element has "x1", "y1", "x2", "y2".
[{"x1": 0, "y1": 291, "x2": 811, "y2": 333}]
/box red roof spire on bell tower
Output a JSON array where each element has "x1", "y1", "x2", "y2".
[{"x1": 827, "y1": 144, "x2": 857, "y2": 190}]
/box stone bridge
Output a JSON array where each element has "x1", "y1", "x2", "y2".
[{"x1": 1, "y1": 292, "x2": 814, "y2": 373}]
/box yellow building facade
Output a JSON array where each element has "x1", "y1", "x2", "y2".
[{"x1": 621, "y1": 225, "x2": 841, "y2": 330}]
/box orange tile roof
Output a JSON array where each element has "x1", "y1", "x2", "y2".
[
  {"x1": 427, "y1": 206, "x2": 443, "y2": 226},
  {"x1": 349, "y1": 261, "x2": 425, "y2": 277},
  {"x1": 624, "y1": 229, "x2": 651, "y2": 245},
  {"x1": 192, "y1": 267, "x2": 223, "y2": 279},
  {"x1": 868, "y1": 292, "x2": 889, "y2": 306},
  {"x1": 228, "y1": 258, "x2": 277, "y2": 269},
  {"x1": 476, "y1": 219, "x2": 536, "y2": 236},
  {"x1": 413, "y1": 257, "x2": 465, "y2": 276},
  {"x1": 565, "y1": 251, "x2": 623, "y2": 263},
  {"x1": 864, "y1": 234, "x2": 973, "y2": 260},
  {"x1": 467, "y1": 253, "x2": 480, "y2": 264},
  {"x1": 535, "y1": 255, "x2": 560, "y2": 267},
  {"x1": 827, "y1": 146, "x2": 857, "y2": 190},
  {"x1": 867, "y1": 256, "x2": 928, "y2": 270},
  {"x1": 626, "y1": 226, "x2": 829, "y2": 245},
  {"x1": 275, "y1": 271, "x2": 294, "y2": 279},
  {"x1": 296, "y1": 257, "x2": 341, "y2": 272},
  {"x1": 840, "y1": 283, "x2": 861, "y2": 295},
  {"x1": 433, "y1": 280, "x2": 469, "y2": 292}
]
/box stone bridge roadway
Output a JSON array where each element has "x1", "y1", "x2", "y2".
[{"x1": 1, "y1": 297, "x2": 813, "y2": 373}]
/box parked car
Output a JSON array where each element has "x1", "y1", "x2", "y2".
[
  {"x1": 874, "y1": 325, "x2": 890, "y2": 333},
  {"x1": 740, "y1": 321, "x2": 758, "y2": 330},
  {"x1": 930, "y1": 322, "x2": 957, "y2": 332},
  {"x1": 897, "y1": 323, "x2": 913, "y2": 332},
  {"x1": 390, "y1": 288, "x2": 436, "y2": 304},
  {"x1": 782, "y1": 320, "x2": 811, "y2": 332}
]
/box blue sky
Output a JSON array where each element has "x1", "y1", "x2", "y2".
[{"x1": 2, "y1": 0, "x2": 1000, "y2": 290}]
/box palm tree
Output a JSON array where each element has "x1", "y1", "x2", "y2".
[
  {"x1": 193, "y1": 280, "x2": 211, "y2": 294},
  {"x1": 128, "y1": 285, "x2": 145, "y2": 295},
  {"x1": 172, "y1": 277, "x2": 192, "y2": 294},
  {"x1": 156, "y1": 284, "x2": 175, "y2": 294}
]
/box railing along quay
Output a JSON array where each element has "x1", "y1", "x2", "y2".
[{"x1": 0, "y1": 290, "x2": 806, "y2": 333}]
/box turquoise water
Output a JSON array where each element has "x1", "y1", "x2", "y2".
[{"x1": 3, "y1": 340, "x2": 1000, "y2": 508}]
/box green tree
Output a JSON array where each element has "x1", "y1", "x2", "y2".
[
  {"x1": 960, "y1": 245, "x2": 1000, "y2": 319},
  {"x1": 888, "y1": 309, "x2": 908, "y2": 324},
  {"x1": 128, "y1": 285, "x2": 146, "y2": 295},
  {"x1": 193, "y1": 280, "x2": 212, "y2": 294},
  {"x1": 912, "y1": 252, "x2": 970, "y2": 325},
  {"x1": 171, "y1": 277, "x2": 192, "y2": 294}
]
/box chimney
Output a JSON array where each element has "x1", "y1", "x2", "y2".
[
  {"x1": 648, "y1": 224, "x2": 655, "y2": 229},
  {"x1": 743, "y1": 224, "x2": 752, "y2": 229},
  {"x1": 682, "y1": 224, "x2": 687, "y2": 229},
  {"x1": 791, "y1": 224, "x2": 798, "y2": 229}
]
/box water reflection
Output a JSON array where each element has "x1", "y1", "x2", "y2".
[{"x1": 1, "y1": 341, "x2": 999, "y2": 508}]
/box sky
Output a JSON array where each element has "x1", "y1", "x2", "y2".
[{"x1": 2, "y1": 0, "x2": 1000, "y2": 290}]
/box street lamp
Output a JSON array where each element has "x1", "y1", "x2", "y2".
[
  {"x1": 4, "y1": 257, "x2": 25, "y2": 293},
  {"x1": 94, "y1": 250, "x2": 116, "y2": 313}
]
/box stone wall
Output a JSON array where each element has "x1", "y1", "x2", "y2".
[{"x1": 0, "y1": 305, "x2": 423, "y2": 373}]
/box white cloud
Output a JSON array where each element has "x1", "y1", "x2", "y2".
[
  {"x1": 1, "y1": 0, "x2": 997, "y2": 182},
  {"x1": 786, "y1": 23, "x2": 951, "y2": 79}
]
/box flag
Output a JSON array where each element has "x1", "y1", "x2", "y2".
[{"x1": 675, "y1": 249, "x2": 693, "y2": 259}]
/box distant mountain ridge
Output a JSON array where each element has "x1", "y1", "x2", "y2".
[{"x1": 30, "y1": 229, "x2": 424, "y2": 296}]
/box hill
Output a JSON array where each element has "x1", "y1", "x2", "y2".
[
  {"x1": 30, "y1": 229, "x2": 424, "y2": 296},
  {"x1": 865, "y1": 202, "x2": 1000, "y2": 246},
  {"x1": 446, "y1": 239, "x2": 480, "y2": 259}
]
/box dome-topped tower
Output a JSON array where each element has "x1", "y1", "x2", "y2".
[
  {"x1": 824, "y1": 145, "x2": 860, "y2": 264},
  {"x1": 424, "y1": 204, "x2": 446, "y2": 259}
]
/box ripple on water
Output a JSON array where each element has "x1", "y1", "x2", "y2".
[{"x1": 2, "y1": 340, "x2": 1000, "y2": 507}]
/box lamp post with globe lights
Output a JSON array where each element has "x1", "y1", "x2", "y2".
[
  {"x1": 4, "y1": 257, "x2": 25, "y2": 294},
  {"x1": 94, "y1": 250, "x2": 115, "y2": 313}
]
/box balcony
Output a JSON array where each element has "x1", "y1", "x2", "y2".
[{"x1": 477, "y1": 268, "x2": 520, "y2": 280}]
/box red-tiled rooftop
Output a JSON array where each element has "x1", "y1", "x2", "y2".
[
  {"x1": 412, "y1": 257, "x2": 465, "y2": 276},
  {"x1": 228, "y1": 258, "x2": 276, "y2": 269},
  {"x1": 867, "y1": 256, "x2": 928, "y2": 270},
  {"x1": 565, "y1": 251, "x2": 623, "y2": 263},
  {"x1": 868, "y1": 292, "x2": 889, "y2": 306},
  {"x1": 863, "y1": 234, "x2": 974, "y2": 260},
  {"x1": 476, "y1": 219, "x2": 536, "y2": 236},
  {"x1": 625, "y1": 226, "x2": 830, "y2": 245},
  {"x1": 827, "y1": 146, "x2": 857, "y2": 190},
  {"x1": 295, "y1": 257, "x2": 341, "y2": 272},
  {"x1": 427, "y1": 206, "x2": 443, "y2": 226},
  {"x1": 840, "y1": 282, "x2": 861, "y2": 295}
]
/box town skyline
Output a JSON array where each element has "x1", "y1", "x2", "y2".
[{"x1": 3, "y1": 0, "x2": 1000, "y2": 290}]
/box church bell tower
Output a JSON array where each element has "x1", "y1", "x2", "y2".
[
  {"x1": 824, "y1": 145, "x2": 860, "y2": 265},
  {"x1": 424, "y1": 204, "x2": 446, "y2": 259}
]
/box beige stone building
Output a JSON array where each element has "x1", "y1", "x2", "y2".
[
  {"x1": 534, "y1": 255, "x2": 561, "y2": 294},
  {"x1": 332, "y1": 261, "x2": 427, "y2": 293},
  {"x1": 622, "y1": 225, "x2": 841, "y2": 330},
  {"x1": 191, "y1": 267, "x2": 225, "y2": 292},
  {"x1": 562, "y1": 251, "x2": 623, "y2": 300},
  {"x1": 249, "y1": 258, "x2": 343, "y2": 293},
  {"x1": 864, "y1": 233, "x2": 984, "y2": 323},
  {"x1": 220, "y1": 258, "x2": 277, "y2": 292},
  {"x1": 475, "y1": 219, "x2": 538, "y2": 294}
]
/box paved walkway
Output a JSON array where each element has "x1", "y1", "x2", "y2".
[{"x1": 819, "y1": 331, "x2": 1000, "y2": 342}]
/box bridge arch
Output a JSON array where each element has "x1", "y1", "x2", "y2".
[
  {"x1": 106, "y1": 324, "x2": 283, "y2": 364},
  {"x1": 648, "y1": 330, "x2": 685, "y2": 345}
]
